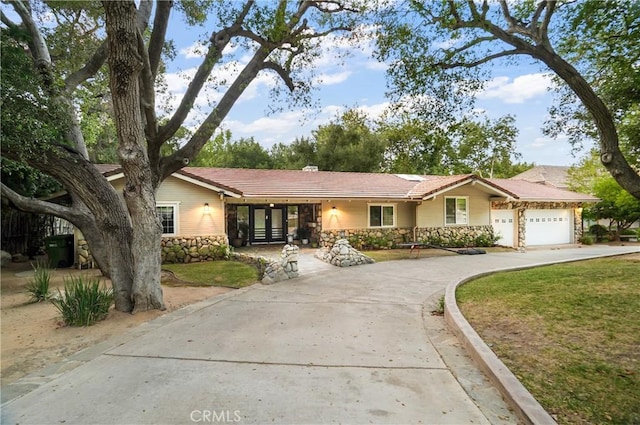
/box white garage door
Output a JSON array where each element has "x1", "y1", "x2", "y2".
[
  {"x1": 525, "y1": 209, "x2": 572, "y2": 246},
  {"x1": 491, "y1": 210, "x2": 516, "y2": 247}
]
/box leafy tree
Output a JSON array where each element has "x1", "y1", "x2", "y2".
[
  {"x1": 270, "y1": 136, "x2": 317, "y2": 170},
  {"x1": 313, "y1": 109, "x2": 386, "y2": 172},
  {"x1": 588, "y1": 177, "x2": 640, "y2": 238},
  {"x1": 375, "y1": 0, "x2": 640, "y2": 199},
  {"x1": 1, "y1": 0, "x2": 363, "y2": 313},
  {"x1": 193, "y1": 132, "x2": 272, "y2": 169},
  {"x1": 379, "y1": 113, "x2": 528, "y2": 177},
  {"x1": 379, "y1": 118, "x2": 453, "y2": 175},
  {"x1": 545, "y1": 1, "x2": 640, "y2": 168}
]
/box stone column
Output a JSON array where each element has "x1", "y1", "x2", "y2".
[
  {"x1": 574, "y1": 207, "x2": 583, "y2": 243},
  {"x1": 517, "y1": 207, "x2": 526, "y2": 251}
]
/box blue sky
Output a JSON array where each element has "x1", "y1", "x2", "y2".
[
  {"x1": 1, "y1": 3, "x2": 586, "y2": 167},
  {"x1": 164, "y1": 21, "x2": 589, "y2": 168}
]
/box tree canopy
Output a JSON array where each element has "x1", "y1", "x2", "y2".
[
  {"x1": 0, "y1": 0, "x2": 365, "y2": 313},
  {"x1": 375, "y1": 0, "x2": 640, "y2": 198}
]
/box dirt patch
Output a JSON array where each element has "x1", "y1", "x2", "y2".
[{"x1": 1, "y1": 261, "x2": 232, "y2": 386}]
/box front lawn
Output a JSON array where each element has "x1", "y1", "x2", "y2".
[
  {"x1": 162, "y1": 260, "x2": 258, "y2": 288},
  {"x1": 456, "y1": 255, "x2": 640, "y2": 425}
]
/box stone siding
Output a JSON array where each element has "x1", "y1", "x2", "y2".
[
  {"x1": 321, "y1": 226, "x2": 496, "y2": 249},
  {"x1": 161, "y1": 235, "x2": 229, "y2": 263},
  {"x1": 320, "y1": 228, "x2": 413, "y2": 249}
]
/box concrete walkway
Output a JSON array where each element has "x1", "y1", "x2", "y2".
[{"x1": 2, "y1": 245, "x2": 638, "y2": 425}]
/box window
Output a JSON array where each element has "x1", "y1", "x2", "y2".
[
  {"x1": 156, "y1": 202, "x2": 179, "y2": 236},
  {"x1": 368, "y1": 204, "x2": 395, "y2": 228},
  {"x1": 445, "y1": 197, "x2": 468, "y2": 225}
]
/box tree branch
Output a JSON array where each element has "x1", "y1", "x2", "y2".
[
  {"x1": 262, "y1": 61, "x2": 294, "y2": 91},
  {"x1": 160, "y1": 47, "x2": 270, "y2": 179},
  {"x1": 438, "y1": 49, "x2": 526, "y2": 68},
  {"x1": 64, "y1": 41, "x2": 108, "y2": 92},
  {"x1": 156, "y1": 1, "x2": 254, "y2": 143},
  {"x1": 1, "y1": 183, "x2": 82, "y2": 223},
  {"x1": 137, "y1": 29, "x2": 157, "y2": 142},
  {"x1": 148, "y1": 0, "x2": 172, "y2": 78}
]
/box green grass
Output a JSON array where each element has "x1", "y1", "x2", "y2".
[
  {"x1": 162, "y1": 260, "x2": 258, "y2": 288},
  {"x1": 456, "y1": 256, "x2": 640, "y2": 425}
]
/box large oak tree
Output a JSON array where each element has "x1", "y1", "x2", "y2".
[
  {"x1": 376, "y1": 0, "x2": 640, "y2": 199},
  {"x1": 1, "y1": 0, "x2": 362, "y2": 313}
]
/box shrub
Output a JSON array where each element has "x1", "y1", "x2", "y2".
[
  {"x1": 580, "y1": 234, "x2": 594, "y2": 245},
  {"x1": 588, "y1": 224, "x2": 609, "y2": 242},
  {"x1": 620, "y1": 229, "x2": 636, "y2": 236},
  {"x1": 51, "y1": 275, "x2": 113, "y2": 326},
  {"x1": 474, "y1": 232, "x2": 499, "y2": 247},
  {"x1": 25, "y1": 260, "x2": 52, "y2": 302}
]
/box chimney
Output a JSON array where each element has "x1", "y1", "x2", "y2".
[{"x1": 302, "y1": 165, "x2": 319, "y2": 172}]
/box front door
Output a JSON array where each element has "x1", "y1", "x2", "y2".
[{"x1": 250, "y1": 206, "x2": 286, "y2": 243}]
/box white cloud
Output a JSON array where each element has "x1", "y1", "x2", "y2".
[
  {"x1": 530, "y1": 134, "x2": 569, "y2": 148},
  {"x1": 478, "y1": 73, "x2": 554, "y2": 104},
  {"x1": 313, "y1": 71, "x2": 352, "y2": 86},
  {"x1": 179, "y1": 40, "x2": 239, "y2": 59}
]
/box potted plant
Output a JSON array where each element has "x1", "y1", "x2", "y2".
[
  {"x1": 238, "y1": 221, "x2": 250, "y2": 246},
  {"x1": 231, "y1": 228, "x2": 243, "y2": 248},
  {"x1": 297, "y1": 226, "x2": 309, "y2": 245}
]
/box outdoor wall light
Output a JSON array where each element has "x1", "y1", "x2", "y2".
[
  {"x1": 331, "y1": 206, "x2": 337, "y2": 216},
  {"x1": 269, "y1": 203, "x2": 275, "y2": 207},
  {"x1": 204, "y1": 203, "x2": 210, "y2": 214}
]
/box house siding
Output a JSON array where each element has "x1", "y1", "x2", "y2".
[
  {"x1": 156, "y1": 176, "x2": 225, "y2": 237},
  {"x1": 112, "y1": 176, "x2": 226, "y2": 237},
  {"x1": 321, "y1": 200, "x2": 415, "y2": 230},
  {"x1": 416, "y1": 185, "x2": 492, "y2": 227}
]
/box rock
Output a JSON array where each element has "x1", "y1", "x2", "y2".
[{"x1": 0, "y1": 250, "x2": 11, "y2": 267}]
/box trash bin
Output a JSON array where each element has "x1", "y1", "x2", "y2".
[{"x1": 45, "y1": 234, "x2": 74, "y2": 268}]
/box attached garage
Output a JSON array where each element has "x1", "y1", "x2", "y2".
[
  {"x1": 525, "y1": 209, "x2": 572, "y2": 246},
  {"x1": 491, "y1": 209, "x2": 516, "y2": 247}
]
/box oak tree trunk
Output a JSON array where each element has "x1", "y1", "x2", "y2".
[{"x1": 104, "y1": 0, "x2": 164, "y2": 313}]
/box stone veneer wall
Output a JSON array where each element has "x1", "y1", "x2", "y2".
[
  {"x1": 491, "y1": 201, "x2": 583, "y2": 249},
  {"x1": 320, "y1": 228, "x2": 414, "y2": 249},
  {"x1": 415, "y1": 225, "x2": 496, "y2": 247},
  {"x1": 320, "y1": 226, "x2": 497, "y2": 249},
  {"x1": 77, "y1": 235, "x2": 230, "y2": 268},
  {"x1": 161, "y1": 235, "x2": 229, "y2": 263}
]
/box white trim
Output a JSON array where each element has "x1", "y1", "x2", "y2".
[
  {"x1": 444, "y1": 196, "x2": 469, "y2": 226},
  {"x1": 156, "y1": 201, "x2": 180, "y2": 236},
  {"x1": 172, "y1": 173, "x2": 241, "y2": 198},
  {"x1": 423, "y1": 178, "x2": 513, "y2": 200},
  {"x1": 367, "y1": 203, "x2": 396, "y2": 228}
]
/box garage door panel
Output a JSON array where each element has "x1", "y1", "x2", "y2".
[
  {"x1": 491, "y1": 210, "x2": 516, "y2": 247},
  {"x1": 526, "y1": 209, "x2": 571, "y2": 245}
]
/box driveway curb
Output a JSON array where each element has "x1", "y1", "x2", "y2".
[
  {"x1": 444, "y1": 251, "x2": 639, "y2": 425},
  {"x1": 445, "y1": 272, "x2": 557, "y2": 425}
]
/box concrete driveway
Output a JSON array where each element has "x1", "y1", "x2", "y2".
[{"x1": 2, "y1": 245, "x2": 638, "y2": 425}]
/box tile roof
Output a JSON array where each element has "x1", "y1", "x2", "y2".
[
  {"x1": 488, "y1": 178, "x2": 598, "y2": 202},
  {"x1": 511, "y1": 165, "x2": 570, "y2": 189},
  {"x1": 406, "y1": 174, "x2": 518, "y2": 199},
  {"x1": 95, "y1": 165, "x2": 595, "y2": 203},
  {"x1": 179, "y1": 167, "x2": 418, "y2": 199}
]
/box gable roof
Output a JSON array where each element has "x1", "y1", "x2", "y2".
[
  {"x1": 511, "y1": 165, "x2": 570, "y2": 189},
  {"x1": 95, "y1": 165, "x2": 595, "y2": 203},
  {"x1": 407, "y1": 174, "x2": 517, "y2": 199},
  {"x1": 489, "y1": 178, "x2": 598, "y2": 202}
]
